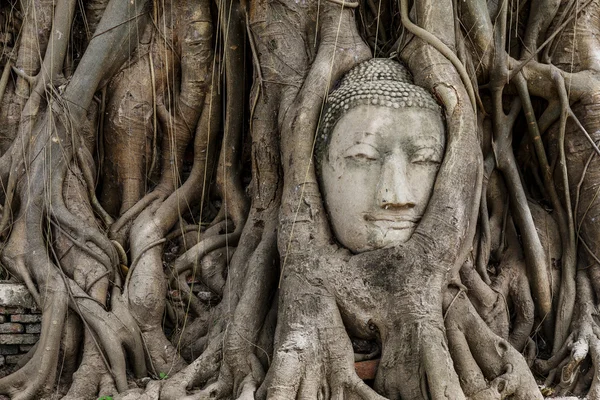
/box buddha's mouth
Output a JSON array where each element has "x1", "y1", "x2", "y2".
[{"x1": 363, "y1": 214, "x2": 421, "y2": 229}]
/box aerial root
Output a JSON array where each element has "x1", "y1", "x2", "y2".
[
  {"x1": 168, "y1": 243, "x2": 230, "y2": 315},
  {"x1": 536, "y1": 322, "x2": 600, "y2": 397},
  {"x1": 76, "y1": 147, "x2": 114, "y2": 227},
  {"x1": 109, "y1": 191, "x2": 162, "y2": 241},
  {"x1": 259, "y1": 342, "x2": 385, "y2": 400},
  {"x1": 233, "y1": 355, "x2": 265, "y2": 400},
  {"x1": 169, "y1": 228, "x2": 241, "y2": 281},
  {"x1": 170, "y1": 275, "x2": 206, "y2": 316},
  {"x1": 0, "y1": 155, "x2": 20, "y2": 236},
  {"x1": 66, "y1": 278, "x2": 146, "y2": 392},
  {"x1": 51, "y1": 201, "x2": 118, "y2": 269},
  {"x1": 62, "y1": 334, "x2": 117, "y2": 400}
]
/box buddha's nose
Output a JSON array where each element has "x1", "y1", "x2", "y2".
[{"x1": 377, "y1": 157, "x2": 416, "y2": 210}]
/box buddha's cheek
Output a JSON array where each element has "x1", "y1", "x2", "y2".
[{"x1": 322, "y1": 167, "x2": 380, "y2": 252}]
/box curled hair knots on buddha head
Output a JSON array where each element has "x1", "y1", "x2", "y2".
[{"x1": 315, "y1": 58, "x2": 442, "y2": 171}]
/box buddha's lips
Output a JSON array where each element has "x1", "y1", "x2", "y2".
[{"x1": 363, "y1": 213, "x2": 421, "y2": 229}]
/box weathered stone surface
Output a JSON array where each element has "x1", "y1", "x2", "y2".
[
  {"x1": 0, "y1": 355, "x2": 5, "y2": 367},
  {"x1": 0, "y1": 324, "x2": 23, "y2": 334},
  {"x1": 0, "y1": 334, "x2": 38, "y2": 345},
  {"x1": 10, "y1": 314, "x2": 41, "y2": 323},
  {"x1": 25, "y1": 324, "x2": 40, "y2": 334},
  {"x1": 0, "y1": 345, "x2": 18, "y2": 355},
  {"x1": 0, "y1": 284, "x2": 35, "y2": 309}
]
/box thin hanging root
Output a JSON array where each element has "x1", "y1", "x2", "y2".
[
  {"x1": 476, "y1": 155, "x2": 495, "y2": 285},
  {"x1": 0, "y1": 156, "x2": 19, "y2": 236},
  {"x1": 514, "y1": 72, "x2": 576, "y2": 352},
  {"x1": 325, "y1": 0, "x2": 359, "y2": 7},
  {"x1": 123, "y1": 237, "x2": 167, "y2": 291},
  {"x1": 0, "y1": 60, "x2": 11, "y2": 105}
]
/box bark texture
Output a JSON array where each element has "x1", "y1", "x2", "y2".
[{"x1": 0, "y1": 0, "x2": 597, "y2": 399}]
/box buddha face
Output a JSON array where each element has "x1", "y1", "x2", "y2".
[{"x1": 320, "y1": 104, "x2": 445, "y2": 253}]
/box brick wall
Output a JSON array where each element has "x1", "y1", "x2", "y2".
[{"x1": 0, "y1": 284, "x2": 40, "y2": 367}]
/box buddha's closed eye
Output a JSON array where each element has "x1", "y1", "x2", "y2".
[
  {"x1": 344, "y1": 143, "x2": 380, "y2": 161},
  {"x1": 410, "y1": 147, "x2": 442, "y2": 165}
]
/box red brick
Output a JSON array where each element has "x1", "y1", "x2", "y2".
[
  {"x1": 10, "y1": 314, "x2": 41, "y2": 323},
  {"x1": 0, "y1": 307, "x2": 25, "y2": 315},
  {"x1": 354, "y1": 359, "x2": 380, "y2": 380},
  {"x1": 0, "y1": 323, "x2": 23, "y2": 334},
  {"x1": 0, "y1": 345, "x2": 18, "y2": 355},
  {"x1": 5, "y1": 355, "x2": 22, "y2": 364},
  {"x1": 25, "y1": 324, "x2": 40, "y2": 334},
  {"x1": 0, "y1": 334, "x2": 38, "y2": 345},
  {"x1": 19, "y1": 345, "x2": 34, "y2": 353}
]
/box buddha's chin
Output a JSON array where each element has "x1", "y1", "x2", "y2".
[{"x1": 350, "y1": 226, "x2": 415, "y2": 253}]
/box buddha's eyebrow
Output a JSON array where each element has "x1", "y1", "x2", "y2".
[{"x1": 406, "y1": 139, "x2": 444, "y2": 154}]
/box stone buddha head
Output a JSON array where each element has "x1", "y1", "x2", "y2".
[{"x1": 316, "y1": 58, "x2": 445, "y2": 253}]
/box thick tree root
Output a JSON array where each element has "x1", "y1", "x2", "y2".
[
  {"x1": 160, "y1": 333, "x2": 223, "y2": 400},
  {"x1": 444, "y1": 288, "x2": 543, "y2": 399},
  {"x1": 259, "y1": 293, "x2": 385, "y2": 400},
  {"x1": 62, "y1": 335, "x2": 117, "y2": 400},
  {"x1": 536, "y1": 270, "x2": 600, "y2": 397}
]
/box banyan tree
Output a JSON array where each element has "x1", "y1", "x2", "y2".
[{"x1": 0, "y1": 0, "x2": 598, "y2": 398}]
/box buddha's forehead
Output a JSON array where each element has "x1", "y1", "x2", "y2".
[{"x1": 329, "y1": 105, "x2": 445, "y2": 151}]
